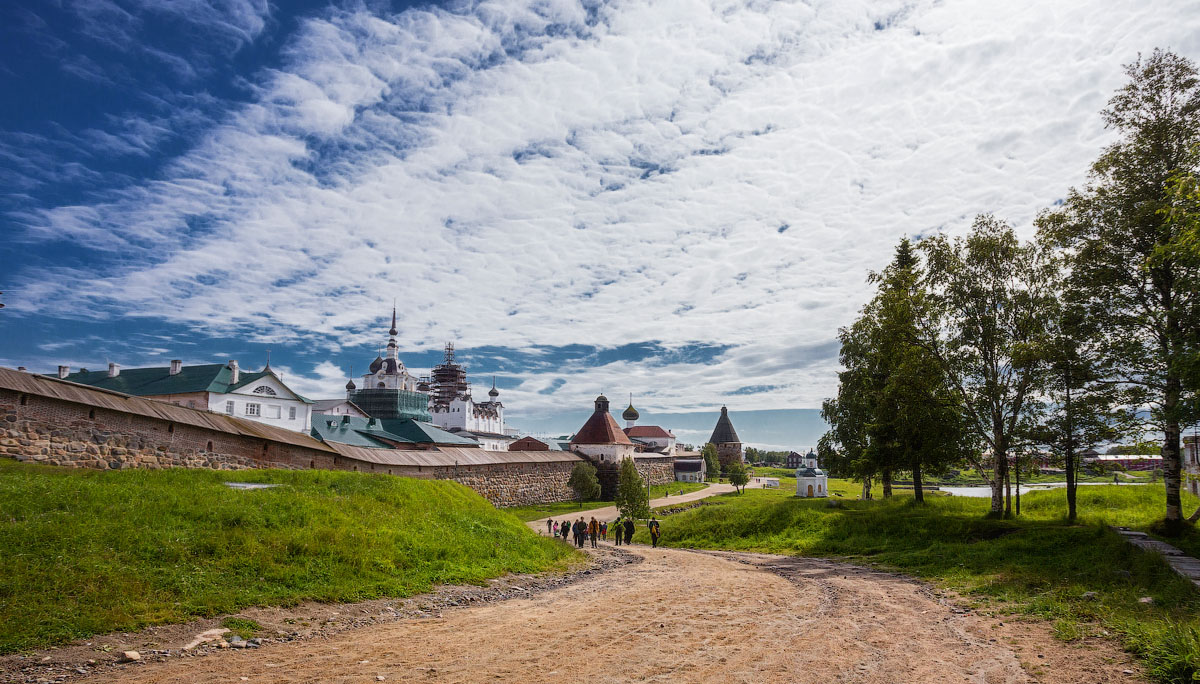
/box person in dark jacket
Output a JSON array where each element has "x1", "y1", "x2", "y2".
[
  {"x1": 622, "y1": 517, "x2": 635, "y2": 545},
  {"x1": 647, "y1": 516, "x2": 661, "y2": 548},
  {"x1": 561, "y1": 519, "x2": 571, "y2": 542}
]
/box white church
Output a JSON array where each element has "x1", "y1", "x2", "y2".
[{"x1": 795, "y1": 449, "x2": 828, "y2": 498}]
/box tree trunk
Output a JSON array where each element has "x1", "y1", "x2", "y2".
[
  {"x1": 1163, "y1": 416, "x2": 1183, "y2": 533},
  {"x1": 1015, "y1": 457, "x2": 1021, "y2": 516},
  {"x1": 990, "y1": 426, "x2": 1007, "y2": 515},
  {"x1": 1004, "y1": 468, "x2": 1012, "y2": 517},
  {"x1": 912, "y1": 459, "x2": 924, "y2": 503},
  {"x1": 882, "y1": 469, "x2": 893, "y2": 498},
  {"x1": 861, "y1": 477, "x2": 873, "y2": 500},
  {"x1": 1065, "y1": 379, "x2": 1077, "y2": 523}
]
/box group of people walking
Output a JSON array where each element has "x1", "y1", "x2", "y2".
[{"x1": 546, "y1": 515, "x2": 660, "y2": 548}]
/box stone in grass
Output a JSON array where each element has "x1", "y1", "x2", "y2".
[
  {"x1": 121, "y1": 651, "x2": 141, "y2": 662},
  {"x1": 1138, "y1": 596, "x2": 1154, "y2": 605},
  {"x1": 1081, "y1": 591, "x2": 1098, "y2": 600}
]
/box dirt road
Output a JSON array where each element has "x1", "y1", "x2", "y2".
[
  {"x1": 94, "y1": 546, "x2": 1140, "y2": 684},
  {"x1": 528, "y1": 482, "x2": 742, "y2": 534}
]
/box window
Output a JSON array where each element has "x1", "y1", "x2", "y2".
[
  {"x1": 225, "y1": 401, "x2": 235, "y2": 414},
  {"x1": 289, "y1": 406, "x2": 297, "y2": 420},
  {"x1": 187, "y1": 401, "x2": 195, "y2": 409},
  {"x1": 88, "y1": 409, "x2": 96, "y2": 419},
  {"x1": 245, "y1": 403, "x2": 261, "y2": 417},
  {"x1": 266, "y1": 405, "x2": 281, "y2": 419},
  {"x1": 252, "y1": 386, "x2": 277, "y2": 396},
  {"x1": 206, "y1": 441, "x2": 213, "y2": 452}
]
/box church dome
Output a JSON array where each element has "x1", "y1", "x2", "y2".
[
  {"x1": 345, "y1": 379, "x2": 356, "y2": 390},
  {"x1": 382, "y1": 358, "x2": 399, "y2": 374},
  {"x1": 622, "y1": 403, "x2": 639, "y2": 422},
  {"x1": 488, "y1": 386, "x2": 499, "y2": 398},
  {"x1": 368, "y1": 355, "x2": 384, "y2": 373}
]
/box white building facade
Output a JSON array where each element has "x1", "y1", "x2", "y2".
[{"x1": 795, "y1": 449, "x2": 828, "y2": 498}]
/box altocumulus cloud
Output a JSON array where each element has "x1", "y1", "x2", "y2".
[{"x1": 7, "y1": 0, "x2": 1200, "y2": 414}]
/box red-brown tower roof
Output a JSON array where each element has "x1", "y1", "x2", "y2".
[{"x1": 571, "y1": 395, "x2": 633, "y2": 445}]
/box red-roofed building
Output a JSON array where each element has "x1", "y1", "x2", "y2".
[
  {"x1": 509, "y1": 435, "x2": 551, "y2": 452},
  {"x1": 569, "y1": 395, "x2": 636, "y2": 464},
  {"x1": 624, "y1": 424, "x2": 676, "y2": 456}
]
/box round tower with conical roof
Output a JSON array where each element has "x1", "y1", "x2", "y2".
[{"x1": 707, "y1": 405, "x2": 743, "y2": 471}]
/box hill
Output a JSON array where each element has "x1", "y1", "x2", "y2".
[{"x1": 0, "y1": 460, "x2": 575, "y2": 653}]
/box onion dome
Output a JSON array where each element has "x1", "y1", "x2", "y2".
[
  {"x1": 622, "y1": 394, "x2": 639, "y2": 422},
  {"x1": 368, "y1": 355, "x2": 384, "y2": 373},
  {"x1": 488, "y1": 377, "x2": 499, "y2": 399},
  {"x1": 345, "y1": 379, "x2": 356, "y2": 391},
  {"x1": 382, "y1": 358, "x2": 399, "y2": 374}
]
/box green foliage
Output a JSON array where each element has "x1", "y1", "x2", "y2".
[
  {"x1": 727, "y1": 461, "x2": 749, "y2": 493},
  {"x1": 221, "y1": 617, "x2": 262, "y2": 640},
  {"x1": 701, "y1": 443, "x2": 721, "y2": 481},
  {"x1": 614, "y1": 457, "x2": 649, "y2": 520},
  {"x1": 1041, "y1": 49, "x2": 1200, "y2": 528},
  {"x1": 651, "y1": 481, "x2": 1200, "y2": 682},
  {"x1": 0, "y1": 460, "x2": 575, "y2": 653},
  {"x1": 567, "y1": 460, "x2": 600, "y2": 506}
]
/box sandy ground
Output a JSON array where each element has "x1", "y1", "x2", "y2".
[{"x1": 74, "y1": 545, "x2": 1142, "y2": 684}]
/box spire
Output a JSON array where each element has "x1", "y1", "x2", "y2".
[
  {"x1": 389, "y1": 302, "x2": 398, "y2": 337},
  {"x1": 345, "y1": 364, "x2": 356, "y2": 391},
  {"x1": 263, "y1": 349, "x2": 271, "y2": 372}
]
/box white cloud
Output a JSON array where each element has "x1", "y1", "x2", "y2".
[{"x1": 10, "y1": 0, "x2": 1200, "y2": 412}]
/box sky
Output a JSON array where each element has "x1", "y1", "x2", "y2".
[{"x1": 2, "y1": 0, "x2": 1199, "y2": 449}]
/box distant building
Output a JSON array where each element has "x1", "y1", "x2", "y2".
[
  {"x1": 674, "y1": 457, "x2": 706, "y2": 483},
  {"x1": 420, "y1": 343, "x2": 512, "y2": 451},
  {"x1": 311, "y1": 398, "x2": 367, "y2": 418},
  {"x1": 54, "y1": 359, "x2": 312, "y2": 433},
  {"x1": 707, "y1": 406, "x2": 743, "y2": 469},
  {"x1": 348, "y1": 308, "x2": 431, "y2": 421},
  {"x1": 569, "y1": 395, "x2": 636, "y2": 464},
  {"x1": 785, "y1": 451, "x2": 805, "y2": 469},
  {"x1": 620, "y1": 396, "x2": 677, "y2": 456},
  {"x1": 795, "y1": 449, "x2": 827, "y2": 498},
  {"x1": 509, "y1": 436, "x2": 565, "y2": 452}
]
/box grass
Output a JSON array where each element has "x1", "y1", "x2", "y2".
[
  {"x1": 0, "y1": 459, "x2": 577, "y2": 653},
  {"x1": 503, "y1": 481, "x2": 710, "y2": 521},
  {"x1": 220, "y1": 617, "x2": 261, "y2": 640},
  {"x1": 638, "y1": 480, "x2": 1200, "y2": 683}
]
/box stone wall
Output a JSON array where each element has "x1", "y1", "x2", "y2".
[{"x1": 0, "y1": 387, "x2": 579, "y2": 507}]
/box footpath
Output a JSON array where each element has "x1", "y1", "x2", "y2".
[{"x1": 525, "y1": 481, "x2": 757, "y2": 533}]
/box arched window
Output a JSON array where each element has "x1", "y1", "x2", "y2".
[
  {"x1": 168, "y1": 424, "x2": 175, "y2": 434},
  {"x1": 252, "y1": 386, "x2": 277, "y2": 396},
  {"x1": 206, "y1": 441, "x2": 214, "y2": 452}
]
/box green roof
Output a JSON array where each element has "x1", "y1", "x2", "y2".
[
  {"x1": 310, "y1": 415, "x2": 478, "y2": 448},
  {"x1": 54, "y1": 364, "x2": 312, "y2": 403}
]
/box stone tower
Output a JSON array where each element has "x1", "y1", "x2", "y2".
[{"x1": 707, "y1": 405, "x2": 743, "y2": 471}]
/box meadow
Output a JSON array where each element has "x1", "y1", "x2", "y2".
[
  {"x1": 0, "y1": 460, "x2": 577, "y2": 653},
  {"x1": 642, "y1": 479, "x2": 1200, "y2": 683}
]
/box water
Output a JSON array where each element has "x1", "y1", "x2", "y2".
[{"x1": 941, "y1": 481, "x2": 1148, "y2": 497}]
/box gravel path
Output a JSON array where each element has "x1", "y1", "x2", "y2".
[{"x1": 69, "y1": 545, "x2": 1142, "y2": 684}]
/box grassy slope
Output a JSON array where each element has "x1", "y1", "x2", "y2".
[
  {"x1": 504, "y1": 481, "x2": 710, "y2": 522},
  {"x1": 0, "y1": 460, "x2": 576, "y2": 653},
  {"x1": 642, "y1": 481, "x2": 1200, "y2": 682}
]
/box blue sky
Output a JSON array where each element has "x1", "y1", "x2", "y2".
[{"x1": 2, "y1": 0, "x2": 1199, "y2": 449}]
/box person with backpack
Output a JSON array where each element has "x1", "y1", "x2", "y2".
[
  {"x1": 561, "y1": 519, "x2": 571, "y2": 542},
  {"x1": 622, "y1": 517, "x2": 635, "y2": 545},
  {"x1": 552, "y1": 520, "x2": 559, "y2": 538},
  {"x1": 612, "y1": 517, "x2": 622, "y2": 546},
  {"x1": 600, "y1": 520, "x2": 607, "y2": 541},
  {"x1": 647, "y1": 516, "x2": 661, "y2": 548},
  {"x1": 588, "y1": 517, "x2": 599, "y2": 548}
]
